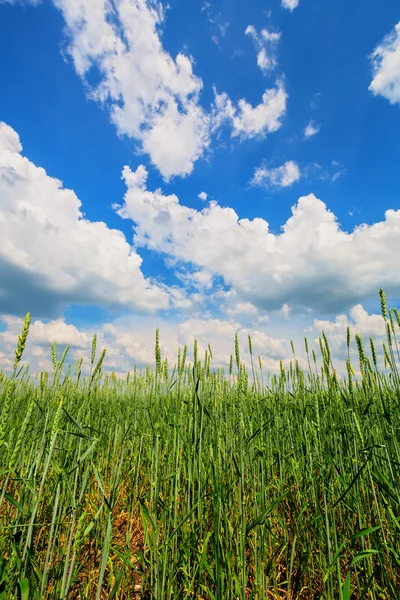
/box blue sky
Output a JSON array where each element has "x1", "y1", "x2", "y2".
[{"x1": 0, "y1": 0, "x2": 399, "y2": 376}]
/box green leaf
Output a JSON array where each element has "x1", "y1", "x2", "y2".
[
  {"x1": 18, "y1": 577, "x2": 30, "y2": 600},
  {"x1": 323, "y1": 542, "x2": 346, "y2": 584},
  {"x1": 83, "y1": 504, "x2": 104, "y2": 538},
  {"x1": 108, "y1": 564, "x2": 125, "y2": 600},
  {"x1": 246, "y1": 493, "x2": 286, "y2": 535},
  {"x1": 332, "y1": 450, "x2": 372, "y2": 509},
  {"x1": 349, "y1": 526, "x2": 381, "y2": 541},
  {"x1": 139, "y1": 501, "x2": 155, "y2": 530},
  {"x1": 3, "y1": 492, "x2": 26, "y2": 514},
  {"x1": 342, "y1": 571, "x2": 351, "y2": 600},
  {"x1": 351, "y1": 549, "x2": 380, "y2": 566}
]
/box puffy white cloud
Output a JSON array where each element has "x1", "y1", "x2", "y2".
[
  {"x1": 310, "y1": 304, "x2": 389, "y2": 372},
  {"x1": 52, "y1": 0, "x2": 210, "y2": 179},
  {"x1": 0, "y1": 314, "x2": 90, "y2": 348},
  {"x1": 6, "y1": 0, "x2": 287, "y2": 173},
  {"x1": 114, "y1": 163, "x2": 400, "y2": 315},
  {"x1": 245, "y1": 25, "x2": 281, "y2": 74},
  {"x1": 282, "y1": 0, "x2": 299, "y2": 11},
  {"x1": 252, "y1": 160, "x2": 301, "y2": 188},
  {"x1": 198, "y1": 191, "x2": 208, "y2": 201},
  {"x1": 0, "y1": 121, "x2": 179, "y2": 318},
  {"x1": 0, "y1": 300, "x2": 392, "y2": 379},
  {"x1": 369, "y1": 22, "x2": 400, "y2": 104},
  {"x1": 304, "y1": 120, "x2": 321, "y2": 138},
  {"x1": 313, "y1": 305, "x2": 386, "y2": 342},
  {"x1": 0, "y1": 122, "x2": 22, "y2": 153},
  {"x1": 212, "y1": 84, "x2": 287, "y2": 138},
  {"x1": 0, "y1": 310, "x2": 293, "y2": 376}
]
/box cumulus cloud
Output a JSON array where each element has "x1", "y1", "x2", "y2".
[
  {"x1": 304, "y1": 120, "x2": 321, "y2": 138},
  {"x1": 51, "y1": 0, "x2": 210, "y2": 179},
  {"x1": 212, "y1": 84, "x2": 287, "y2": 139},
  {"x1": 0, "y1": 310, "x2": 294, "y2": 376},
  {"x1": 6, "y1": 0, "x2": 288, "y2": 173},
  {"x1": 245, "y1": 25, "x2": 281, "y2": 74},
  {"x1": 3, "y1": 302, "x2": 388, "y2": 379},
  {"x1": 0, "y1": 121, "x2": 181, "y2": 318},
  {"x1": 252, "y1": 160, "x2": 301, "y2": 188},
  {"x1": 310, "y1": 304, "x2": 389, "y2": 373},
  {"x1": 114, "y1": 162, "x2": 400, "y2": 315},
  {"x1": 198, "y1": 191, "x2": 208, "y2": 201},
  {"x1": 313, "y1": 305, "x2": 386, "y2": 343},
  {"x1": 369, "y1": 22, "x2": 400, "y2": 104},
  {"x1": 282, "y1": 0, "x2": 299, "y2": 11}
]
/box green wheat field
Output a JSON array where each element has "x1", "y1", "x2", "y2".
[{"x1": 0, "y1": 289, "x2": 399, "y2": 599}]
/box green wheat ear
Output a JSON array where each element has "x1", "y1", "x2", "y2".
[
  {"x1": 379, "y1": 288, "x2": 387, "y2": 320},
  {"x1": 91, "y1": 333, "x2": 97, "y2": 365},
  {"x1": 248, "y1": 334, "x2": 253, "y2": 357},
  {"x1": 389, "y1": 310, "x2": 396, "y2": 335},
  {"x1": 177, "y1": 347, "x2": 181, "y2": 374},
  {"x1": 193, "y1": 338, "x2": 198, "y2": 368},
  {"x1": 0, "y1": 380, "x2": 16, "y2": 448},
  {"x1": 155, "y1": 328, "x2": 161, "y2": 374},
  {"x1": 13, "y1": 312, "x2": 31, "y2": 371},
  {"x1": 355, "y1": 333, "x2": 366, "y2": 377},
  {"x1": 393, "y1": 307, "x2": 400, "y2": 328},
  {"x1": 235, "y1": 332, "x2": 240, "y2": 370},
  {"x1": 370, "y1": 337, "x2": 377, "y2": 369},
  {"x1": 181, "y1": 344, "x2": 187, "y2": 377},
  {"x1": 51, "y1": 341, "x2": 57, "y2": 372},
  {"x1": 383, "y1": 343, "x2": 392, "y2": 369}
]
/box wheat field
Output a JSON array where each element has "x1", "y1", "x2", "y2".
[{"x1": 0, "y1": 289, "x2": 399, "y2": 599}]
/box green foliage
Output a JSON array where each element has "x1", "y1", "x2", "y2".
[{"x1": 0, "y1": 291, "x2": 399, "y2": 598}]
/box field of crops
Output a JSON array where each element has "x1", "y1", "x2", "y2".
[{"x1": 0, "y1": 289, "x2": 399, "y2": 599}]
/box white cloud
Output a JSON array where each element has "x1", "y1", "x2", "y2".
[
  {"x1": 276, "y1": 304, "x2": 291, "y2": 321},
  {"x1": 201, "y1": 2, "x2": 230, "y2": 47},
  {"x1": 252, "y1": 160, "x2": 301, "y2": 188},
  {"x1": 175, "y1": 268, "x2": 214, "y2": 291},
  {"x1": 245, "y1": 25, "x2": 281, "y2": 74},
  {"x1": 330, "y1": 168, "x2": 347, "y2": 183},
  {"x1": 0, "y1": 297, "x2": 391, "y2": 380},
  {"x1": 304, "y1": 120, "x2": 321, "y2": 138},
  {"x1": 305, "y1": 160, "x2": 346, "y2": 185},
  {"x1": 369, "y1": 22, "x2": 400, "y2": 104},
  {"x1": 52, "y1": 0, "x2": 210, "y2": 179},
  {"x1": 198, "y1": 191, "x2": 208, "y2": 201},
  {"x1": 0, "y1": 310, "x2": 294, "y2": 377},
  {"x1": 6, "y1": 0, "x2": 287, "y2": 173},
  {"x1": 0, "y1": 121, "x2": 179, "y2": 317},
  {"x1": 0, "y1": 314, "x2": 90, "y2": 348},
  {"x1": 282, "y1": 0, "x2": 300, "y2": 11},
  {"x1": 114, "y1": 162, "x2": 400, "y2": 315},
  {"x1": 212, "y1": 84, "x2": 287, "y2": 138},
  {"x1": 226, "y1": 302, "x2": 261, "y2": 319},
  {"x1": 313, "y1": 305, "x2": 386, "y2": 342},
  {"x1": 310, "y1": 304, "x2": 388, "y2": 372}
]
